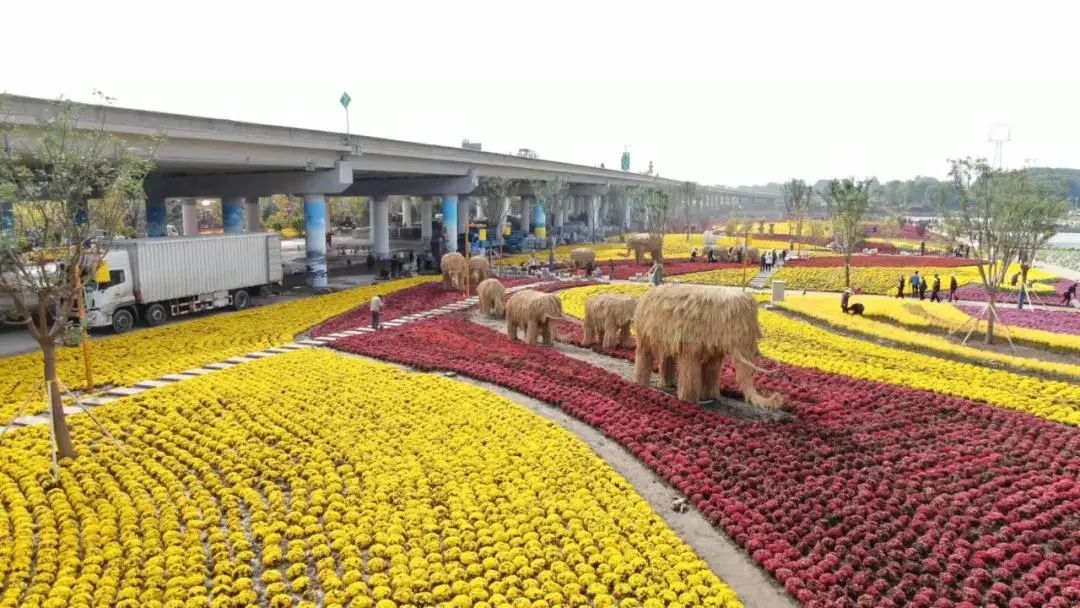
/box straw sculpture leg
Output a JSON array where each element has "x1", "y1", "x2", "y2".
[
  {"x1": 701, "y1": 356, "x2": 724, "y2": 400},
  {"x1": 634, "y1": 336, "x2": 655, "y2": 387},
  {"x1": 676, "y1": 351, "x2": 704, "y2": 402},
  {"x1": 541, "y1": 320, "x2": 556, "y2": 346},
  {"x1": 660, "y1": 355, "x2": 677, "y2": 388},
  {"x1": 525, "y1": 320, "x2": 540, "y2": 344},
  {"x1": 506, "y1": 318, "x2": 520, "y2": 341}
]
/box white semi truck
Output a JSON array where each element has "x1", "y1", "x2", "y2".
[{"x1": 85, "y1": 233, "x2": 283, "y2": 333}]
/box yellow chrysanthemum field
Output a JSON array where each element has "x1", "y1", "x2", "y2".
[{"x1": 0, "y1": 349, "x2": 742, "y2": 608}]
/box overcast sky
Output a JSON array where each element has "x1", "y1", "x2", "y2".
[{"x1": 5, "y1": 0, "x2": 1078, "y2": 186}]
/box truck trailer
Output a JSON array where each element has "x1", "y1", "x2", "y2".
[{"x1": 85, "y1": 233, "x2": 283, "y2": 333}]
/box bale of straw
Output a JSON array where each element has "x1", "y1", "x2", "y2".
[
  {"x1": 441, "y1": 252, "x2": 467, "y2": 291},
  {"x1": 468, "y1": 256, "x2": 491, "y2": 285},
  {"x1": 505, "y1": 289, "x2": 563, "y2": 345},
  {"x1": 632, "y1": 283, "x2": 782, "y2": 408},
  {"x1": 626, "y1": 233, "x2": 664, "y2": 265},
  {"x1": 476, "y1": 278, "x2": 506, "y2": 317},
  {"x1": 570, "y1": 248, "x2": 597, "y2": 270},
  {"x1": 583, "y1": 294, "x2": 638, "y2": 349}
]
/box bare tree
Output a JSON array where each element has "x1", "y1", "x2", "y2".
[
  {"x1": 943, "y1": 158, "x2": 1067, "y2": 342},
  {"x1": 781, "y1": 178, "x2": 810, "y2": 255},
  {"x1": 529, "y1": 177, "x2": 568, "y2": 268},
  {"x1": 1, "y1": 95, "x2": 155, "y2": 459},
  {"x1": 474, "y1": 177, "x2": 517, "y2": 245},
  {"x1": 820, "y1": 178, "x2": 872, "y2": 289}
]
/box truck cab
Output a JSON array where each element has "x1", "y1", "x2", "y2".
[{"x1": 84, "y1": 250, "x2": 137, "y2": 332}]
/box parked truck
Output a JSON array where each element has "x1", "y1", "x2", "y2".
[{"x1": 85, "y1": 233, "x2": 283, "y2": 333}]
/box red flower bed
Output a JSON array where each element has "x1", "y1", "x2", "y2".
[
  {"x1": 336, "y1": 318, "x2": 1080, "y2": 608},
  {"x1": 310, "y1": 278, "x2": 535, "y2": 336},
  {"x1": 788, "y1": 255, "x2": 978, "y2": 268}
]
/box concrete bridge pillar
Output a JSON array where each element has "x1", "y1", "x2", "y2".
[
  {"x1": 245, "y1": 197, "x2": 261, "y2": 232},
  {"x1": 588, "y1": 195, "x2": 600, "y2": 240},
  {"x1": 303, "y1": 194, "x2": 328, "y2": 288},
  {"x1": 401, "y1": 198, "x2": 412, "y2": 227},
  {"x1": 181, "y1": 199, "x2": 199, "y2": 236},
  {"x1": 442, "y1": 195, "x2": 458, "y2": 253},
  {"x1": 520, "y1": 195, "x2": 532, "y2": 235},
  {"x1": 457, "y1": 196, "x2": 469, "y2": 237},
  {"x1": 420, "y1": 197, "x2": 433, "y2": 242},
  {"x1": 222, "y1": 196, "x2": 245, "y2": 234},
  {"x1": 373, "y1": 196, "x2": 390, "y2": 260},
  {"x1": 146, "y1": 198, "x2": 167, "y2": 237}
]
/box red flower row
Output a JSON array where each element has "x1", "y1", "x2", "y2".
[
  {"x1": 310, "y1": 278, "x2": 535, "y2": 336},
  {"x1": 787, "y1": 255, "x2": 978, "y2": 268},
  {"x1": 334, "y1": 318, "x2": 1080, "y2": 608}
]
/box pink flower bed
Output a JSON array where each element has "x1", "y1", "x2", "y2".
[
  {"x1": 957, "y1": 304, "x2": 1080, "y2": 335},
  {"x1": 335, "y1": 317, "x2": 1080, "y2": 608},
  {"x1": 310, "y1": 278, "x2": 535, "y2": 336},
  {"x1": 788, "y1": 256, "x2": 977, "y2": 268}
]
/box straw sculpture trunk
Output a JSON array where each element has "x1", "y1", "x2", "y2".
[
  {"x1": 632, "y1": 284, "x2": 782, "y2": 408},
  {"x1": 441, "y1": 252, "x2": 467, "y2": 291},
  {"x1": 505, "y1": 289, "x2": 562, "y2": 345},
  {"x1": 626, "y1": 233, "x2": 664, "y2": 265},
  {"x1": 570, "y1": 248, "x2": 597, "y2": 270},
  {"x1": 476, "y1": 278, "x2": 505, "y2": 317},
  {"x1": 583, "y1": 294, "x2": 638, "y2": 349},
  {"x1": 469, "y1": 256, "x2": 491, "y2": 285}
]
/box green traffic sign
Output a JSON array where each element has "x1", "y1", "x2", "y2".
[
  {"x1": 621, "y1": 151, "x2": 630, "y2": 171},
  {"x1": 340, "y1": 92, "x2": 352, "y2": 109}
]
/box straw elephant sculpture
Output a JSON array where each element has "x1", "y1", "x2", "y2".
[
  {"x1": 505, "y1": 289, "x2": 562, "y2": 346},
  {"x1": 570, "y1": 248, "x2": 596, "y2": 270},
  {"x1": 632, "y1": 284, "x2": 782, "y2": 408},
  {"x1": 441, "y1": 252, "x2": 467, "y2": 291},
  {"x1": 469, "y1": 256, "x2": 491, "y2": 285},
  {"x1": 583, "y1": 294, "x2": 637, "y2": 349},
  {"x1": 626, "y1": 233, "x2": 664, "y2": 265},
  {"x1": 476, "y1": 278, "x2": 505, "y2": 317}
]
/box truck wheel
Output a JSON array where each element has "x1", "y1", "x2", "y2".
[
  {"x1": 112, "y1": 309, "x2": 135, "y2": 334},
  {"x1": 232, "y1": 289, "x2": 250, "y2": 310},
  {"x1": 145, "y1": 303, "x2": 167, "y2": 327}
]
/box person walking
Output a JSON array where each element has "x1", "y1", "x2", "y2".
[
  {"x1": 909, "y1": 271, "x2": 920, "y2": 299},
  {"x1": 918, "y1": 273, "x2": 927, "y2": 301},
  {"x1": 897, "y1": 275, "x2": 905, "y2": 298},
  {"x1": 930, "y1": 274, "x2": 942, "y2": 302},
  {"x1": 370, "y1": 294, "x2": 383, "y2": 330},
  {"x1": 949, "y1": 274, "x2": 959, "y2": 302}
]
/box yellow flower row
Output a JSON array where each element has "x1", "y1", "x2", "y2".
[
  {"x1": 0, "y1": 349, "x2": 742, "y2": 608},
  {"x1": 775, "y1": 294, "x2": 1080, "y2": 382},
  {"x1": 503, "y1": 234, "x2": 828, "y2": 267},
  {"x1": 860, "y1": 298, "x2": 1080, "y2": 355},
  {"x1": 770, "y1": 263, "x2": 1057, "y2": 296},
  {"x1": 557, "y1": 284, "x2": 1079, "y2": 426},
  {"x1": 0, "y1": 276, "x2": 436, "y2": 422},
  {"x1": 671, "y1": 269, "x2": 756, "y2": 288}
]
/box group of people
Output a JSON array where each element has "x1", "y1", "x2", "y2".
[
  {"x1": 759, "y1": 249, "x2": 787, "y2": 272},
  {"x1": 897, "y1": 271, "x2": 957, "y2": 302}
]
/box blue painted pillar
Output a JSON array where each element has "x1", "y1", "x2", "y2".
[
  {"x1": 442, "y1": 195, "x2": 458, "y2": 253},
  {"x1": 146, "y1": 198, "x2": 167, "y2": 237},
  {"x1": 532, "y1": 204, "x2": 547, "y2": 238},
  {"x1": 222, "y1": 196, "x2": 245, "y2": 233},
  {"x1": 303, "y1": 194, "x2": 328, "y2": 288},
  {"x1": 0, "y1": 202, "x2": 14, "y2": 237}
]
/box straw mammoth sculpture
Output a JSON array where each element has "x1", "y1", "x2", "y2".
[
  {"x1": 570, "y1": 248, "x2": 596, "y2": 270},
  {"x1": 505, "y1": 289, "x2": 563, "y2": 345},
  {"x1": 583, "y1": 294, "x2": 637, "y2": 349},
  {"x1": 469, "y1": 256, "x2": 491, "y2": 285},
  {"x1": 441, "y1": 252, "x2": 467, "y2": 291},
  {"x1": 626, "y1": 233, "x2": 664, "y2": 265},
  {"x1": 632, "y1": 284, "x2": 782, "y2": 408},
  {"x1": 476, "y1": 278, "x2": 505, "y2": 317}
]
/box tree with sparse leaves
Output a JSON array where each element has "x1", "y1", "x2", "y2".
[
  {"x1": 942, "y1": 158, "x2": 1068, "y2": 343},
  {"x1": 820, "y1": 178, "x2": 872, "y2": 288},
  {"x1": 781, "y1": 178, "x2": 811, "y2": 256},
  {"x1": 474, "y1": 177, "x2": 517, "y2": 246},
  {"x1": 1, "y1": 95, "x2": 155, "y2": 459},
  {"x1": 529, "y1": 178, "x2": 568, "y2": 268}
]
